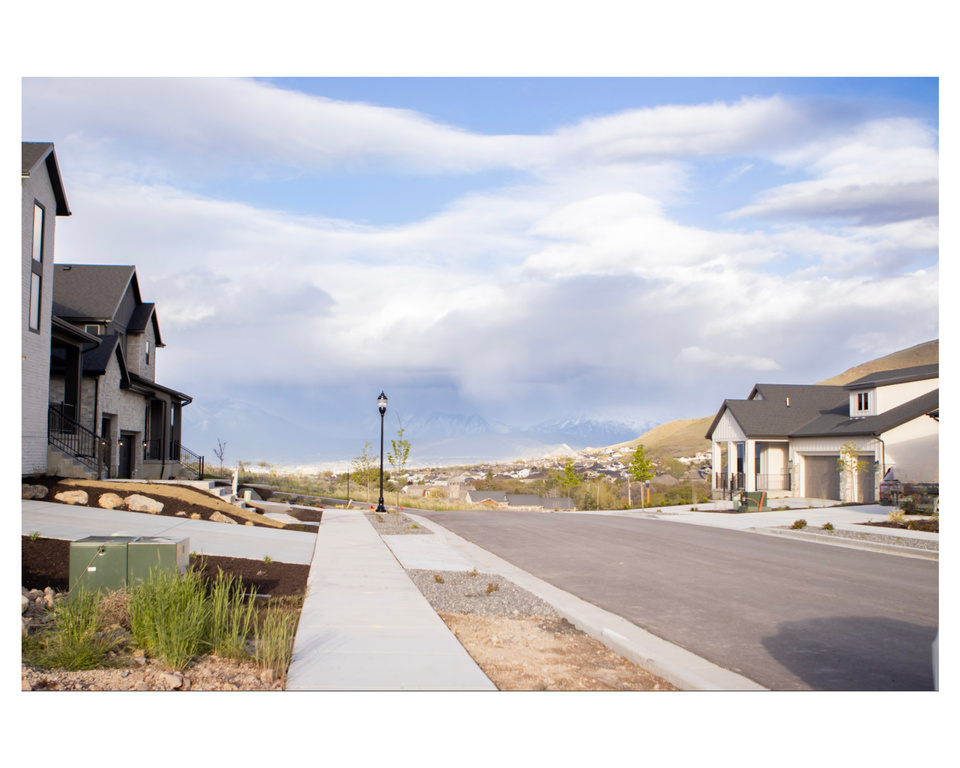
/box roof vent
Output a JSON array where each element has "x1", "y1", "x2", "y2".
[{"x1": 785, "y1": 397, "x2": 790, "y2": 407}]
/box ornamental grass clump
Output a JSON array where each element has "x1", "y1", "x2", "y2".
[
  {"x1": 207, "y1": 569, "x2": 258, "y2": 659},
  {"x1": 22, "y1": 586, "x2": 122, "y2": 670},
  {"x1": 254, "y1": 604, "x2": 299, "y2": 678},
  {"x1": 791, "y1": 519, "x2": 808, "y2": 530},
  {"x1": 128, "y1": 567, "x2": 209, "y2": 670}
]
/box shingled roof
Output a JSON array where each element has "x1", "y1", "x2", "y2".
[
  {"x1": 22, "y1": 142, "x2": 71, "y2": 216},
  {"x1": 52, "y1": 265, "x2": 137, "y2": 321},
  {"x1": 706, "y1": 365, "x2": 939, "y2": 442}
]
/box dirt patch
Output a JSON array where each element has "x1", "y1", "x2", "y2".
[
  {"x1": 441, "y1": 613, "x2": 677, "y2": 691},
  {"x1": 24, "y1": 477, "x2": 299, "y2": 529}
]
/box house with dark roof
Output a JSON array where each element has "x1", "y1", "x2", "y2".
[
  {"x1": 22, "y1": 142, "x2": 102, "y2": 475},
  {"x1": 706, "y1": 364, "x2": 939, "y2": 502},
  {"x1": 49, "y1": 264, "x2": 196, "y2": 480}
]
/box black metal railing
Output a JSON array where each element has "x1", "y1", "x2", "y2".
[
  {"x1": 48, "y1": 404, "x2": 99, "y2": 473},
  {"x1": 169, "y1": 440, "x2": 203, "y2": 479},
  {"x1": 715, "y1": 471, "x2": 745, "y2": 499},
  {"x1": 756, "y1": 473, "x2": 791, "y2": 492}
]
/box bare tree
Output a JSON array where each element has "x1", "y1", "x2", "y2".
[{"x1": 214, "y1": 438, "x2": 227, "y2": 476}]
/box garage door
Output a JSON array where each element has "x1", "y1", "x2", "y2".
[{"x1": 804, "y1": 455, "x2": 840, "y2": 500}]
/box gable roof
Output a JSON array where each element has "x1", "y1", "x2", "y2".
[
  {"x1": 52, "y1": 265, "x2": 138, "y2": 321},
  {"x1": 706, "y1": 364, "x2": 940, "y2": 441},
  {"x1": 22, "y1": 142, "x2": 71, "y2": 216},
  {"x1": 706, "y1": 384, "x2": 847, "y2": 440}
]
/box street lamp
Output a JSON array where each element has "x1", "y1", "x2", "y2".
[{"x1": 376, "y1": 392, "x2": 388, "y2": 512}]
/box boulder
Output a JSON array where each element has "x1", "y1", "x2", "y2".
[
  {"x1": 98, "y1": 492, "x2": 125, "y2": 510},
  {"x1": 55, "y1": 490, "x2": 89, "y2": 505},
  {"x1": 209, "y1": 511, "x2": 238, "y2": 525},
  {"x1": 125, "y1": 494, "x2": 164, "y2": 514},
  {"x1": 22, "y1": 484, "x2": 48, "y2": 500}
]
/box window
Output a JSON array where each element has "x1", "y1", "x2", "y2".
[
  {"x1": 858, "y1": 392, "x2": 869, "y2": 411},
  {"x1": 28, "y1": 203, "x2": 45, "y2": 331},
  {"x1": 145, "y1": 339, "x2": 150, "y2": 365},
  {"x1": 85, "y1": 324, "x2": 101, "y2": 335}
]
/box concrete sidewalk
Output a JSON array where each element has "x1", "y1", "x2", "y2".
[{"x1": 284, "y1": 508, "x2": 495, "y2": 690}]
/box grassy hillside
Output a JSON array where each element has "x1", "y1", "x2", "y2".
[
  {"x1": 609, "y1": 339, "x2": 939, "y2": 460},
  {"x1": 815, "y1": 339, "x2": 938, "y2": 385}
]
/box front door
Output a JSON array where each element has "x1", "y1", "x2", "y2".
[{"x1": 118, "y1": 433, "x2": 134, "y2": 479}]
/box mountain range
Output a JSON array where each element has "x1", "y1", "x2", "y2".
[{"x1": 182, "y1": 339, "x2": 938, "y2": 468}]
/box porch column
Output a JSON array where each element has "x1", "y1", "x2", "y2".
[
  {"x1": 63, "y1": 344, "x2": 81, "y2": 421},
  {"x1": 712, "y1": 441, "x2": 722, "y2": 490},
  {"x1": 744, "y1": 440, "x2": 756, "y2": 492}
]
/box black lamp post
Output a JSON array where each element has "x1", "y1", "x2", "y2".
[{"x1": 376, "y1": 391, "x2": 388, "y2": 512}]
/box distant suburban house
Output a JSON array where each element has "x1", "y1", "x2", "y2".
[
  {"x1": 464, "y1": 490, "x2": 575, "y2": 511},
  {"x1": 705, "y1": 364, "x2": 939, "y2": 502},
  {"x1": 49, "y1": 264, "x2": 197, "y2": 479}
]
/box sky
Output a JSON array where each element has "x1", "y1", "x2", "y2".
[{"x1": 20, "y1": 75, "x2": 939, "y2": 456}]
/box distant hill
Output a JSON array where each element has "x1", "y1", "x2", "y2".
[
  {"x1": 605, "y1": 339, "x2": 939, "y2": 461},
  {"x1": 815, "y1": 339, "x2": 938, "y2": 385},
  {"x1": 609, "y1": 417, "x2": 714, "y2": 460}
]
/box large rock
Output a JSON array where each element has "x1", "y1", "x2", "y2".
[
  {"x1": 22, "y1": 484, "x2": 48, "y2": 500},
  {"x1": 55, "y1": 490, "x2": 89, "y2": 505},
  {"x1": 125, "y1": 494, "x2": 164, "y2": 514},
  {"x1": 209, "y1": 511, "x2": 238, "y2": 525},
  {"x1": 98, "y1": 492, "x2": 125, "y2": 509}
]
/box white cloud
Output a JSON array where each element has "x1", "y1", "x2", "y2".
[{"x1": 31, "y1": 79, "x2": 938, "y2": 434}]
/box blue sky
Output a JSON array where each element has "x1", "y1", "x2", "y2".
[{"x1": 20, "y1": 74, "x2": 939, "y2": 460}]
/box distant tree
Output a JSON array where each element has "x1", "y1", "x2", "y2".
[
  {"x1": 387, "y1": 417, "x2": 412, "y2": 509},
  {"x1": 662, "y1": 458, "x2": 686, "y2": 482},
  {"x1": 352, "y1": 442, "x2": 378, "y2": 502},
  {"x1": 558, "y1": 459, "x2": 581, "y2": 497},
  {"x1": 213, "y1": 438, "x2": 227, "y2": 476},
  {"x1": 628, "y1": 445, "x2": 655, "y2": 509}
]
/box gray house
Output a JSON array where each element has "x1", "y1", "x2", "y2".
[
  {"x1": 22, "y1": 142, "x2": 100, "y2": 475},
  {"x1": 49, "y1": 264, "x2": 197, "y2": 479},
  {"x1": 706, "y1": 364, "x2": 939, "y2": 502}
]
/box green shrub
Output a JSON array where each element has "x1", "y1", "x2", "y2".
[
  {"x1": 791, "y1": 519, "x2": 808, "y2": 530},
  {"x1": 821, "y1": 522, "x2": 834, "y2": 532}
]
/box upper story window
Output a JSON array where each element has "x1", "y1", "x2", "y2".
[
  {"x1": 145, "y1": 339, "x2": 150, "y2": 365},
  {"x1": 85, "y1": 324, "x2": 101, "y2": 335},
  {"x1": 855, "y1": 391, "x2": 871, "y2": 415},
  {"x1": 28, "y1": 203, "x2": 45, "y2": 332}
]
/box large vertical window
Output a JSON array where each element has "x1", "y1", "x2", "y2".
[{"x1": 28, "y1": 203, "x2": 45, "y2": 331}]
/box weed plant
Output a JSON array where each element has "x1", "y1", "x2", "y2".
[{"x1": 791, "y1": 519, "x2": 808, "y2": 530}]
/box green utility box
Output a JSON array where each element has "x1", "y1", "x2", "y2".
[
  {"x1": 737, "y1": 491, "x2": 768, "y2": 513},
  {"x1": 68, "y1": 535, "x2": 189, "y2": 595},
  {"x1": 127, "y1": 536, "x2": 190, "y2": 588}
]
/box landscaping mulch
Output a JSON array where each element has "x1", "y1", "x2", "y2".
[{"x1": 21, "y1": 536, "x2": 309, "y2": 598}]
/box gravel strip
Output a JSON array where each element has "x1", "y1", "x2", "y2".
[
  {"x1": 407, "y1": 569, "x2": 560, "y2": 619},
  {"x1": 364, "y1": 511, "x2": 432, "y2": 535},
  {"x1": 775, "y1": 525, "x2": 938, "y2": 551}
]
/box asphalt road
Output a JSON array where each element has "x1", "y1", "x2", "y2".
[{"x1": 416, "y1": 509, "x2": 938, "y2": 690}]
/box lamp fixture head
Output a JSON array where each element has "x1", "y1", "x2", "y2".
[{"x1": 378, "y1": 391, "x2": 388, "y2": 415}]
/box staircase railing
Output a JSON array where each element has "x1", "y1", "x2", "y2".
[
  {"x1": 48, "y1": 403, "x2": 99, "y2": 474},
  {"x1": 169, "y1": 440, "x2": 203, "y2": 479}
]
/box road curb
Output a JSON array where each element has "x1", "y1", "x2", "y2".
[
  {"x1": 753, "y1": 527, "x2": 939, "y2": 560},
  {"x1": 407, "y1": 513, "x2": 767, "y2": 692}
]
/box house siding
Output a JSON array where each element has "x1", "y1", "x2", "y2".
[
  {"x1": 874, "y1": 378, "x2": 939, "y2": 414},
  {"x1": 22, "y1": 166, "x2": 57, "y2": 475}
]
